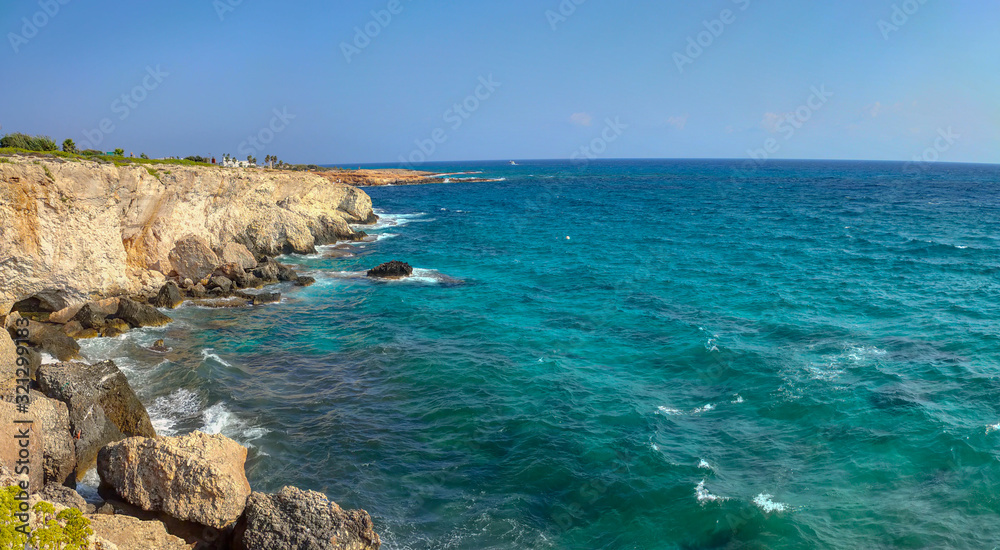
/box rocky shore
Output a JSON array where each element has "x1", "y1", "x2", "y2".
[{"x1": 1, "y1": 156, "x2": 384, "y2": 548}]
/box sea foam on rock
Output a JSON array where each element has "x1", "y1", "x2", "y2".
[{"x1": 97, "y1": 431, "x2": 251, "y2": 529}]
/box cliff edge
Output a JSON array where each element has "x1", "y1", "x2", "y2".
[{"x1": 0, "y1": 156, "x2": 375, "y2": 309}]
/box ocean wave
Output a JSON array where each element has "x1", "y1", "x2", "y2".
[
  {"x1": 696, "y1": 480, "x2": 727, "y2": 503},
  {"x1": 357, "y1": 210, "x2": 431, "y2": 230},
  {"x1": 201, "y1": 403, "x2": 269, "y2": 442},
  {"x1": 327, "y1": 267, "x2": 462, "y2": 286},
  {"x1": 147, "y1": 388, "x2": 203, "y2": 436},
  {"x1": 752, "y1": 493, "x2": 788, "y2": 513},
  {"x1": 201, "y1": 348, "x2": 233, "y2": 368},
  {"x1": 698, "y1": 459, "x2": 712, "y2": 470}
]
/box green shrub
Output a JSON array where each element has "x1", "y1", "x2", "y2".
[
  {"x1": 80, "y1": 149, "x2": 102, "y2": 156},
  {"x1": 113, "y1": 148, "x2": 124, "y2": 157},
  {"x1": 0, "y1": 133, "x2": 58, "y2": 152},
  {"x1": 62, "y1": 139, "x2": 77, "y2": 154},
  {"x1": 146, "y1": 167, "x2": 160, "y2": 179}
]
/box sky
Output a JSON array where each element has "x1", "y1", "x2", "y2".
[{"x1": 1, "y1": 0, "x2": 998, "y2": 165}]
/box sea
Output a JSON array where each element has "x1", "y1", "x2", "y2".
[{"x1": 74, "y1": 159, "x2": 1000, "y2": 549}]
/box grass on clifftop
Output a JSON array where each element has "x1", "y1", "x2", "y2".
[{"x1": 0, "y1": 147, "x2": 216, "y2": 168}]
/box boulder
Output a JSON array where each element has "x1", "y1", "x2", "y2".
[
  {"x1": 276, "y1": 265, "x2": 298, "y2": 282},
  {"x1": 190, "y1": 283, "x2": 208, "y2": 298},
  {"x1": 212, "y1": 263, "x2": 245, "y2": 282},
  {"x1": 294, "y1": 276, "x2": 316, "y2": 287},
  {"x1": 22, "y1": 320, "x2": 80, "y2": 361},
  {"x1": 219, "y1": 242, "x2": 258, "y2": 271},
  {"x1": 234, "y1": 486, "x2": 381, "y2": 550},
  {"x1": 168, "y1": 236, "x2": 221, "y2": 282},
  {"x1": 366, "y1": 261, "x2": 413, "y2": 279},
  {"x1": 86, "y1": 514, "x2": 190, "y2": 550},
  {"x1": 0, "y1": 399, "x2": 45, "y2": 492},
  {"x1": 234, "y1": 272, "x2": 263, "y2": 289},
  {"x1": 32, "y1": 394, "x2": 76, "y2": 486},
  {"x1": 97, "y1": 432, "x2": 251, "y2": 529},
  {"x1": 72, "y1": 304, "x2": 108, "y2": 330},
  {"x1": 239, "y1": 292, "x2": 280, "y2": 306},
  {"x1": 48, "y1": 303, "x2": 84, "y2": 324},
  {"x1": 150, "y1": 339, "x2": 169, "y2": 353},
  {"x1": 252, "y1": 258, "x2": 281, "y2": 282},
  {"x1": 37, "y1": 484, "x2": 87, "y2": 511},
  {"x1": 209, "y1": 276, "x2": 233, "y2": 294},
  {"x1": 100, "y1": 319, "x2": 131, "y2": 338},
  {"x1": 37, "y1": 360, "x2": 155, "y2": 474},
  {"x1": 112, "y1": 298, "x2": 172, "y2": 328},
  {"x1": 151, "y1": 282, "x2": 183, "y2": 309}
]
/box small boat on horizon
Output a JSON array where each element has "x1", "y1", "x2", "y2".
[{"x1": 509, "y1": 161, "x2": 517, "y2": 165}]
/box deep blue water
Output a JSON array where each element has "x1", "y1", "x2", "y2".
[{"x1": 81, "y1": 160, "x2": 1000, "y2": 549}]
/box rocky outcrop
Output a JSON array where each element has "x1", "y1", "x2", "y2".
[
  {"x1": 86, "y1": 513, "x2": 190, "y2": 550},
  {"x1": 21, "y1": 320, "x2": 80, "y2": 360},
  {"x1": 112, "y1": 298, "x2": 172, "y2": 328},
  {"x1": 0, "y1": 157, "x2": 375, "y2": 307},
  {"x1": 234, "y1": 486, "x2": 381, "y2": 550},
  {"x1": 97, "y1": 431, "x2": 251, "y2": 529},
  {"x1": 32, "y1": 393, "x2": 76, "y2": 486},
  {"x1": 151, "y1": 281, "x2": 183, "y2": 309},
  {"x1": 37, "y1": 483, "x2": 88, "y2": 511},
  {"x1": 37, "y1": 360, "x2": 155, "y2": 475},
  {"x1": 366, "y1": 260, "x2": 413, "y2": 279}
]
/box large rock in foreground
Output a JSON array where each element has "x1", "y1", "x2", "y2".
[
  {"x1": 22, "y1": 320, "x2": 80, "y2": 361},
  {"x1": 87, "y1": 513, "x2": 190, "y2": 550},
  {"x1": 97, "y1": 431, "x2": 251, "y2": 529},
  {"x1": 234, "y1": 486, "x2": 381, "y2": 550},
  {"x1": 32, "y1": 394, "x2": 76, "y2": 486},
  {"x1": 366, "y1": 261, "x2": 413, "y2": 279},
  {"x1": 37, "y1": 360, "x2": 155, "y2": 474}
]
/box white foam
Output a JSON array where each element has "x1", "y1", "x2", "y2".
[
  {"x1": 201, "y1": 403, "x2": 269, "y2": 443},
  {"x1": 76, "y1": 468, "x2": 102, "y2": 504},
  {"x1": 691, "y1": 404, "x2": 715, "y2": 414},
  {"x1": 698, "y1": 459, "x2": 712, "y2": 470},
  {"x1": 732, "y1": 394, "x2": 745, "y2": 404},
  {"x1": 147, "y1": 388, "x2": 203, "y2": 436},
  {"x1": 657, "y1": 406, "x2": 683, "y2": 416},
  {"x1": 39, "y1": 352, "x2": 59, "y2": 365},
  {"x1": 696, "y1": 480, "x2": 727, "y2": 503},
  {"x1": 753, "y1": 493, "x2": 788, "y2": 513},
  {"x1": 986, "y1": 423, "x2": 1000, "y2": 434},
  {"x1": 201, "y1": 348, "x2": 233, "y2": 368},
  {"x1": 356, "y1": 211, "x2": 430, "y2": 230}
]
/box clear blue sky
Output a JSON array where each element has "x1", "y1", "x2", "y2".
[{"x1": 1, "y1": 0, "x2": 997, "y2": 165}]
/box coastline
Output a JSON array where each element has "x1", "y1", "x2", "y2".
[{"x1": 1, "y1": 154, "x2": 388, "y2": 548}]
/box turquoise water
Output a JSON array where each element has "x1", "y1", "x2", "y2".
[{"x1": 81, "y1": 160, "x2": 1000, "y2": 549}]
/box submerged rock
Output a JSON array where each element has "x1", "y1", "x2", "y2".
[
  {"x1": 150, "y1": 339, "x2": 169, "y2": 352},
  {"x1": 37, "y1": 360, "x2": 155, "y2": 475},
  {"x1": 234, "y1": 486, "x2": 381, "y2": 550},
  {"x1": 366, "y1": 261, "x2": 413, "y2": 279},
  {"x1": 97, "y1": 431, "x2": 251, "y2": 529},
  {"x1": 113, "y1": 298, "x2": 172, "y2": 328},
  {"x1": 294, "y1": 276, "x2": 316, "y2": 287}
]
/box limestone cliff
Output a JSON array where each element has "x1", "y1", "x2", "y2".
[{"x1": 0, "y1": 156, "x2": 375, "y2": 308}]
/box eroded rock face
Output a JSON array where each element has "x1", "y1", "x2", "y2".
[
  {"x1": 0, "y1": 399, "x2": 44, "y2": 492},
  {"x1": 32, "y1": 393, "x2": 76, "y2": 486},
  {"x1": 37, "y1": 360, "x2": 155, "y2": 474},
  {"x1": 23, "y1": 320, "x2": 80, "y2": 361},
  {"x1": 97, "y1": 431, "x2": 251, "y2": 529},
  {"x1": 0, "y1": 330, "x2": 18, "y2": 397},
  {"x1": 366, "y1": 261, "x2": 413, "y2": 279},
  {"x1": 169, "y1": 236, "x2": 220, "y2": 281},
  {"x1": 37, "y1": 484, "x2": 87, "y2": 511},
  {"x1": 234, "y1": 486, "x2": 381, "y2": 550}
]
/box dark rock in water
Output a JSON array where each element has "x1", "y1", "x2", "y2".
[
  {"x1": 233, "y1": 486, "x2": 381, "y2": 550},
  {"x1": 324, "y1": 249, "x2": 355, "y2": 259},
  {"x1": 150, "y1": 339, "x2": 169, "y2": 352},
  {"x1": 72, "y1": 303, "x2": 108, "y2": 330},
  {"x1": 277, "y1": 265, "x2": 298, "y2": 282},
  {"x1": 38, "y1": 484, "x2": 87, "y2": 511},
  {"x1": 294, "y1": 276, "x2": 315, "y2": 287},
  {"x1": 151, "y1": 281, "x2": 183, "y2": 309},
  {"x1": 209, "y1": 276, "x2": 234, "y2": 293},
  {"x1": 23, "y1": 320, "x2": 80, "y2": 361},
  {"x1": 348, "y1": 231, "x2": 369, "y2": 242},
  {"x1": 250, "y1": 292, "x2": 280, "y2": 305},
  {"x1": 252, "y1": 257, "x2": 281, "y2": 282},
  {"x1": 235, "y1": 271, "x2": 263, "y2": 289},
  {"x1": 192, "y1": 297, "x2": 251, "y2": 308},
  {"x1": 113, "y1": 298, "x2": 172, "y2": 328},
  {"x1": 37, "y1": 360, "x2": 156, "y2": 476},
  {"x1": 366, "y1": 260, "x2": 413, "y2": 279},
  {"x1": 100, "y1": 319, "x2": 131, "y2": 338}
]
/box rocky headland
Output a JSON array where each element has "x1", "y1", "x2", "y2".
[{"x1": 1, "y1": 155, "x2": 383, "y2": 548}]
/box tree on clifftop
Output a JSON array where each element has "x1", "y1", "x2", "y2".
[
  {"x1": 113, "y1": 148, "x2": 124, "y2": 156},
  {"x1": 62, "y1": 138, "x2": 77, "y2": 153}
]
